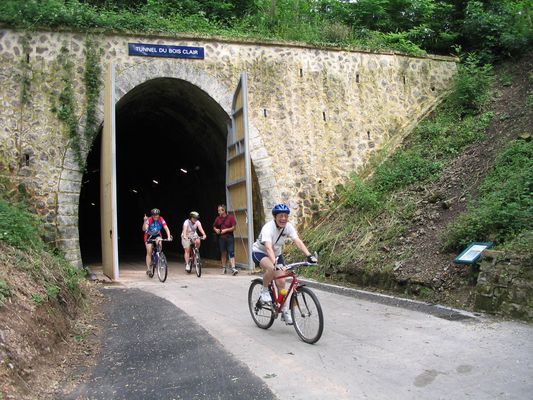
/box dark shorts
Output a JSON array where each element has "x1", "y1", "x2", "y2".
[
  {"x1": 145, "y1": 234, "x2": 161, "y2": 244},
  {"x1": 252, "y1": 252, "x2": 284, "y2": 267},
  {"x1": 218, "y1": 235, "x2": 235, "y2": 258}
]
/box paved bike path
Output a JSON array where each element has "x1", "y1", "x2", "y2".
[{"x1": 64, "y1": 288, "x2": 275, "y2": 400}]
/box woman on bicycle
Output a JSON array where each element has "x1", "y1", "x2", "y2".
[
  {"x1": 143, "y1": 208, "x2": 172, "y2": 276},
  {"x1": 252, "y1": 203, "x2": 317, "y2": 324},
  {"x1": 181, "y1": 211, "x2": 207, "y2": 272}
]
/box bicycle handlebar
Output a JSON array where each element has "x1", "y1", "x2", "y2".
[
  {"x1": 282, "y1": 260, "x2": 318, "y2": 271},
  {"x1": 187, "y1": 236, "x2": 206, "y2": 241},
  {"x1": 146, "y1": 237, "x2": 173, "y2": 243}
]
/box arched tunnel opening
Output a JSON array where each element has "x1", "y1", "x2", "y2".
[{"x1": 79, "y1": 77, "x2": 236, "y2": 265}]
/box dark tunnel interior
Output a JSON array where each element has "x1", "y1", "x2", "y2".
[{"x1": 79, "y1": 78, "x2": 230, "y2": 265}]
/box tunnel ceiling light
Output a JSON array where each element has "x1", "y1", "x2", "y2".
[
  {"x1": 194, "y1": 166, "x2": 200, "y2": 171},
  {"x1": 152, "y1": 180, "x2": 159, "y2": 184},
  {"x1": 180, "y1": 168, "x2": 188, "y2": 174},
  {"x1": 132, "y1": 189, "x2": 138, "y2": 194},
  {"x1": 91, "y1": 202, "x2": 95, "y2": 206}
]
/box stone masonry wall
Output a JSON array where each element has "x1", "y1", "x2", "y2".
[
  {"x1": 475, "y1": 250, "x2": 533, "y2": 321},
  {"x1": 0, "y1": 27, "x2": 457, "y2": 267}
]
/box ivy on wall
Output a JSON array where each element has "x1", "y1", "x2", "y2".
[
  {"x1": 83, "y1": 36, "x2": 102, "y2": 144},
  {"x1": 54, "y1": 45, "x2": 82, "y2": 169},
  {"x1": 18, "y1": 33, "x2": 32, "y2": 106},
  {"x1": 52, "y1": 38, "x2": 102, "y2": 170}
]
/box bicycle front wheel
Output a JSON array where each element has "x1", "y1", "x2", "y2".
[
  {"x1": 291, "y1": 286, "x2": 324, "y2": 344},
  {"x1": 157, "y1": 252, "x2": 168, "y2": 282},
  {"x1": 149, "y1": 256, "x2": 156, "y2": 278},
  {"x1": 248, "y1": 279, "x2": 274, "y2": 329},
  {"x1": 193, "y1": 248, "x2": 201, "y2": 277}
]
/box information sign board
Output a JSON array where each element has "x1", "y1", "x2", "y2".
[{"x1": 454, "y1": 242, "x2": 493, "y2": 265}]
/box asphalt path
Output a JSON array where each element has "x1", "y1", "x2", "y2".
[
  {"x1": 64, "y1": 287, "x2": 275, "y2": 400},
  {"x1": 68, "y1": 261, "x2": 533, "y2": 400}
]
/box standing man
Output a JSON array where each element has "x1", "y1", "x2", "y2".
[{"x1": 213, "y1": 204, "x2": 238, "y2": 275}]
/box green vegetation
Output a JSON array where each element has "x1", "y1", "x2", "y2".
[
  {"x1": 0, "y1": 1, "x2": 530, "y2": 59},
  {"x1": 17, "y1": 33, "x2": 32, "y2": 106},
  {"x1": 0, "y1": 279, "x2": 12, "y2": 305},
  {"x1": 0, "y1": 196, "x2": 44, "y2": 251},
  {"x1": 83, "y1": 37, "x2": 103, "y2": 143},
  {"x1": 443, "y1": 139, "x2": 533, "y2": 250},
  {"x1": 0, "y1": 198, "x2": 86, "y2": 307},
  {"x1": 48, "y1": 38, "x2": 102, "y2": 169},
  {"x1": 55, "y1": 45, "x2": 82, "y2": 168}
]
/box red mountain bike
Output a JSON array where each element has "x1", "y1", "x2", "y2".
[
  {"x1": 248, "y1": 259, "x2": 324, "y2": 344},
  {"x1": 186, "y1": 237, "x2": 204, "y2": 277}
]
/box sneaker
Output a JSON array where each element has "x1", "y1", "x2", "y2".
[
  {"x1": 281, "y1": 310, "x2": 293, "y2": 325},
  {"x1": 146, "y1": 270, "x2": 150, "y2": 276},
  {"x1": 259, "y1": 288, "x2": 272, "y2": 304},
  {"x1": 231, "y1": 268, "x2": 239, "y2": 276},
  {"x1": 185, "y1": 262, "x2": 191, "y2": 272},
  {"x1": 222, "y1": 267, "x2": 227, "y2": 274}
]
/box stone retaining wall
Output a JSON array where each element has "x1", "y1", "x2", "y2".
[{"x1": 475, "y1": 250, "x2": 533, "y2": 321}]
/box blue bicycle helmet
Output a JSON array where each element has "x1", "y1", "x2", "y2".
[{"x1": 272, "y1": 203, "x2": 290, "y2": 216}]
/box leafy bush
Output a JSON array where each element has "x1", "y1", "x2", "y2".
[
  {"x1": 447, "y1": 54, "x2": 494, "y2": 115},
  {"x1": 443, "y1": 139, "x2": 533, "y2": 250},
  {"x1": 0, "y1": 198, "x2": 44, "y2": 251},
  {"x1": 462, "y1": 0, "x2": 532, "y2": 63}
]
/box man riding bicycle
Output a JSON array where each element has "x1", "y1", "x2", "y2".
[
  {"x1": 143, "y1": 208, "x2": 172, "y2": 276},
  {"x1": 181, "y1": 211, "x2": 207, "y2": 272},
  {"x1": 252, "y1": 203, "x2": 317, "y2": 324}
]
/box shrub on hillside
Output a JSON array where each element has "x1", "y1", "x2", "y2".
[
  {"x1": 443, "y1": 139, "x2": 533, "y2": 250},
  {"x1": 0, "y1": 199, "x2": 43, "y2": 251},
  {"x1": 447, "y1": 54, "x2": 494, "y2": 115}
]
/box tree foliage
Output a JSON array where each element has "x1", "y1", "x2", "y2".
[{"x1": 1, "y1": 0, "x2": 530, "y2": 60}]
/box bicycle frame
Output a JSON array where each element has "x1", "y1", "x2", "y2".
[
  {"x1": 269, "y1": 265, "x2": 306, "y2": 315},
  {"x1": 147, "y1": 237, "x2": 170, "y2": 267}
]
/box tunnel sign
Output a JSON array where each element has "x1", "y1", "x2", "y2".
[{"x1": 128, "y1": 43, "x2": 204, "y2": 59}]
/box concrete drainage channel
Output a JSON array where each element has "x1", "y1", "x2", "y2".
[{"x1": 300, "y1": 278, "x2": 480, "y2": 322}]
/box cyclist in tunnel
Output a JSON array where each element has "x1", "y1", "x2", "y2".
[
  {"x1": 181, "y1": 211, "x2": 207, "y2": 272},
  {"x1": 143, "y1": 208, "x2": 172, "y2": 276},
  {"x1": 252, "y1": 203, "x2": 317, "y2": 324}
]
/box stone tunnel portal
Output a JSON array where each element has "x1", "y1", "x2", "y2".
[{"x1": 79, "y1": 78, "x2": 230, "y2": 265}]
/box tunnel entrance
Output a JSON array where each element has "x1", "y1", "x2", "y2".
[{"x1": 79, "y1": 78, "x2": 230, "y2": 265}]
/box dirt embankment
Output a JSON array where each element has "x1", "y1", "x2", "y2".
[
  {"x1": 0, "y1": 242, "x2": 103, "y2": 400},
  {"x1": 338, "y1": 53, "x2": 532, "y2": 309}
]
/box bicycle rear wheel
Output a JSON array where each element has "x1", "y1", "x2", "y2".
[
  {"x1": 193, "y1": 248, "x2": 201, "y2": 277},
  {"x1": 291, "y1": 286, "x2": 324, "y2": 344},
  {"x1": 157, "y1": 252, "x2": 168, "y2": 282},
  {"x1": 248, "y1": 279, "x2": 274, "y2": 329}
]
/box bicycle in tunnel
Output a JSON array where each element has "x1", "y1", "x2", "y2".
[{"x1": 147, "y1": 236, "x2": 172, "y2": 282}]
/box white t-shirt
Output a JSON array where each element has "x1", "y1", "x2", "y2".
[
  {"x1": 183, "y1": 219, "x2": 202, "y2": 238},
  {"x1": 252, "y1": 220, "x2": 298, "y2": 256}
]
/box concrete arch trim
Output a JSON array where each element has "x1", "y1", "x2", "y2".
[{"x1": 115, "y1": 60, "x2": 233, "y2": 113}]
